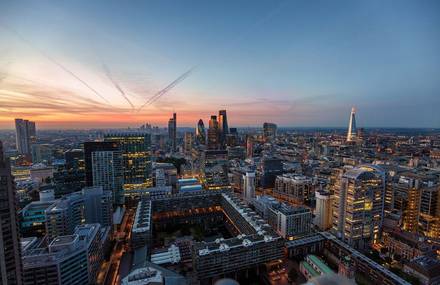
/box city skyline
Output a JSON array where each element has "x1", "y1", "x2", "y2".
[{"x1": 1, "y1": 0, "x2": 440, "y2": 129}]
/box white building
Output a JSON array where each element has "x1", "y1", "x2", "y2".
[
  {"x1": 242, "y1": 172, "x2": 255, "y2": 203},
  {"x1": 314, "y1": 190, "x2": 333, "y2": 230}
]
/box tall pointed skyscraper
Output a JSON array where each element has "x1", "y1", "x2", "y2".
[{"x1": 346, "y1": 107, "x2": 357, "y2": 142}]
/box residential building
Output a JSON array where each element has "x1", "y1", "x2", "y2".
[{"x1": 332, "y1": 165, "x2": 385, "y2": 249}]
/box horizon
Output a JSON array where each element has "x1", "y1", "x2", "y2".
[{"x1": 1, "y1": 0, "x2": 440, "y2": 128}]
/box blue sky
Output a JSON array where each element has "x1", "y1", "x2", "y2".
[{"x1": 0, "y1": 0, "x2": 439, "y2": 128}]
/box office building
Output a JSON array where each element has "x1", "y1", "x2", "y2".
[
  {"x1": 168, "y1": 113, "x2": 177, "y2": 152},
  {"x1": 22, "y1": 235, "x2": 89, "y2": 285},
  {"x1": 45, "y1": 192, "x2": 85, "y2": 239},
  {"x1": 218, "y1": 110, "x2": 229, "y2": 146},
  {"x1": 274, "y1": 174, "x2": 315, "y2": 204},
  {"x1": 196, "y1": 119, "x2": 206, "y2": 145},
  {"x1": 346, "y1": 107, "x2": 357, "y2": 142},
  {"x1": 82, "y1": 186, "x2": 113, "y2": 227},
  {"x1": 259, "y1": 157, "x2": 283, "y2": 188},
  {"x1": 242, "y1": 171, "x2": 255, "y2": 203},
  {"x1": 53, "y1": 149, "x2": 85, "y2": 198},
  {"x1": 184, "y1": 132, "x2": 193, "y2": 154},
  {"x1": 15, "y1": 118, "x2": 36, "y2": 155},
  {"x1": 21, "y1": 200, "x2": 55, "y2": 237},
  {"x1": 0, "y1": 141, "x2": 23, "y2": 285},
  {"x1": 263, "y1": 122, "x2": 277, "y2": 140},
  {"x1": 207, "y1": 115, "x2": 220, "y2": 150},
  {"x1": 246, "y1": 135, "x2": 253, "y2": 158},
  {"x1": 202, "y1": 150, "x2": 230, "y2": 190},
  {"x1": 74, "y1": 224, "x2": 105, "y2": 284},
  {"x1": 104, "y1": 132, "x2": 153, "y2": 190},
  {"x1": 84, "y1": 141, "x2": 124, "y2": 204},
  {"x1": 253, "y1": 195, "x2": 312, "y2": 238},
  {"x1": 332, "y1": 165, "x2": 385, "y2": 249},
  {"x1": 31, "y1": 144, "x2": 53, "y2": 163},
  {"x1": 314, "y1": 190, "x2": 333, "y2": 230}
]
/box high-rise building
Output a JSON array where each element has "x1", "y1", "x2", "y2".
[
  {"x1": 82, "y1": 186, "x2": 113, "y2": 228},
  {"x1": 246, "y1": 135, "x2": 253, "y2": 158},
  {"x1": 15, "y1": 118, "x2": 36, "y2": 155},
  {"x1": 207, "y1": 115, "x2": 220, "y2": 150},
  {"x1": 184, "y1": 132, "x2": 193, "y2": 155},
  {"x1": 332, "y1": 165, "x2": 385, "y2": 249},
  {"x1": 242, "y1": 171, "x2": 256, "y2": 203},
  {"x1": 45, "y1": 192, "x2": 85, "y2": 239},
  {"x1": 168, "y1": 113, "x2": 177, "y2": 152},
  {"x1": 0, "y1": 141, "x2": 23, "y2": 285},
  {"x1": 104, "y1": 133, "x2": 152, "y2": 189},
  {"x1": 53, "y1": 149, "x2": 85, "y2": 198},
  {"x1": 84, "y1": 141, "x2": 124, "y2": 204},
  {"x1": 346, "y1": 107, "x2": 357, "y2": 142},
  {"x1": 218, "y1": 110, "x2": 229, "y2": 146},
  {"x1": 314, "y1": 190, "x2": 333, "y2": 230},
  {"x1": 263, "y1": 122, "x2": 277, "y2": 141},
  {"x1": 196, "y1": 119, "x2": 206, "y2": 145},
  {"x1": 31, "y1": 143, "x2": 53, "y2": 163}
]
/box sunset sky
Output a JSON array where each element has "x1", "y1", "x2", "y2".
[{"x1": 0, "y1": 0, "x2": 439, "y2": 129}]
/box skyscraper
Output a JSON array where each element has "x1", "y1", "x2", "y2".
[
  {"x1": 332, "y1": 165, "x2": 385, "y2": 249},
  {"x1": 196, "y1": 119, "x2": 206, "y2": 145},
  {"x1": 207, "y1": 115, "x2": 220, "y2": 150},
  {"x1": 263, "y1": 122, "x2": 277, "y2": 141},
  {"x1": 184, "y1": 132, "x2": 193, "y2": 154},
  {"x1": 168, "y1": 113, "x2": 177, "y2": 152},
  {"x1": 218, "y1": 110, "x2": 229, "y2": 146},
  {"x1": 0, "y1": 141, "x2": 23, "y2": 285},
  {"x1": 104, "y1": 133, "x2": 152, "y2": 189},
  {"x1": 246, "y1": 135, "x2": 253, "y2": 158},
  {"x1": 346, "y1": 107, "x2": 357, "y2": 142},
  {"x1": 15, "y1": 118, "x2": 36, "y2": 155},
  {"x1": 84, "y1": 142, "x2": 124, "y2": 204}
]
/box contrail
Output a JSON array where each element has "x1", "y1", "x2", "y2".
[
  {"x1": 0, "y1": 22, "x2": 110, "y2": 104},
  {"x1": 102, "y1": 63, "x2": 134, "y2": 109},
  {"x1": 137, "y1": 66, "x2": 196, "y2": 113}
]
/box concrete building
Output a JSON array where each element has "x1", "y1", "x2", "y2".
[
  {"x1": 15, "y1": 118, "x2": 36, "y2": 155},
  {"x1": 332, "y1": 165, "x2": 385, "y2": 249},
  {"x1": 274, "y1": 174, "x2": 315, "y2": 204},
  {"x1": 314, "y1": 190, "x2": 333, "y2": 230},
  {"x1": 253, "y1": 195, "x2": 312, "y2": 239},
  {"x1": 21, "y1": 200, "x2": 55, "y2": 237},
  {"x1": 74, "y1": 224, "x2": 105, "y2": 284},
  {"x1": 131, "y1": 200, "x2": 152, "y2": 249},
  {"x1": 0, "y1": 141, "x2": 23, "y2": 285},
  {"x1": 84, "y1": 141, "x2": 124, "y2": 205},
  {"x1": 22, "y1": 235, "x2": 89, "y2": 285},
  {"x1": 45, "y1": 192, "x2": 85, "y2": 239},
  {"x1": 403, "y1": 255, "x2": 440, "y2": 285},
  {"x1": 82, "y1": 186, "x2": 113, "y2": 227},
  {"x1": 242, "y1": 171, "x2": 255, "y2": 203}
]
